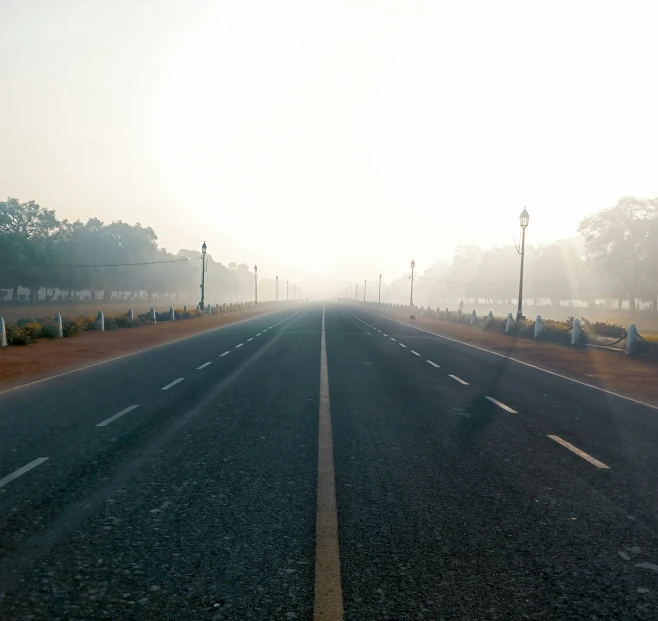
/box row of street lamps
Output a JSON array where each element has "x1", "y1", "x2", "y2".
[
  {"x1": 343, "y1": 209, "x2": 530, "y2": 319},
  {"x1": 199, "y1": 243, "x2": 302, "y2": 309}
]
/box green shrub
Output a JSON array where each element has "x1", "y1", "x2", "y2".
[
  {"x1": 39, "y1": 323, "x2": 60, "y2": 339},
  {"x1": 104, "y1": 316, "x2": 117, "y2": 331},
  {"x1": 62, "y1": 316, "x2": 92, "y2": 337},
  {"x1": 22, "y1": 321, "x2": 43, "y2": 340},
  {"x1": 6, "y1": 325, "x2": 31, "y2": 345},
  {"x1": 581, "y1": 318, "x2": 626, "y2": 338},
  {"x1": 115, "y1": 315, "x2": 133, "y2": 328}
]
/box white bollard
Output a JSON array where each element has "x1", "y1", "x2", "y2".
[
  {"x1": 444, "y1": 308, "x2": 449, "y2": 321},
  {"x1": 488, "y1": 311, "x2": 494, "y2": 324},
  {"x1": 128, "y1": 308, "x2": 134, "y2": 323},
  {"x1": 457, "y1": 309, "x2": 462, "y2": 323},
  {"x1": 505, "y1": 313, "x2": 514, "y2": 333},
  {"x1": 625, "y1": 323, "x2": 639, "y2": 355},
  {"x1": 96, "y1": 310, "x2": 105, "y2": 332},
  {"x1": 534, "y1": 315, "x2": 543, "y2": 338},
  {"x1": 183, "y1": 305, "x2": 187, "y2": 312},
  {"x1": 150, "y1": 307, "x2": 157, "y2": 323},
  {"x1": 54, "y1": 313, "x2": 63, "y2": 338},
  {"x1": 207, "y1": 305, "x2": 212, "y2": 315},
  {"x1": 170, "y1": 305, "x2": 175, "y2": 321},
  {"x1": 571, "y1": 318, "x2": 581, "y2": 345},
  {"x1": 470, "y1": 310, "x2": 477, "y2": 325},
  {"x1": 0, "y1": 317, "x2": 6, "y2": 347}
]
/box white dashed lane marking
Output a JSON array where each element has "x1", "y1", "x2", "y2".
[
  {"x1": 161, "y1": 378, "x2": 185, "y2": 391},
  {"x1": 449, "y1": 375, "x2": 469, "y2": 386},
  {"x1": 426, "y1": 360, "x2": 440, "y2": 368},
  {"x1": 196, "y1": 362, "x2": 212, "y2": 370},
  {"x1": 220, "y1": 351, "x2": 231, "y2": 357},
  {"x1": 0, "y1": 458, "x2": 49, "y2": 489},
  {"x1": 548, "y1": 435, "x2": 610, "y2": 469},
  {"x1": 236, "y1": 343, "x2": 243, "y2": 348},
  {"x1": 247, "y1": 338, "x2": 253, "y2": 342},
  {"x1": 410, "y1": 350, "x2": 420, "y2": 356},
  {"x1": 96, "y1": 404, "x2": 140, "y2": 427},
  {"x1": 484, "y1": 396, "x2": 515, "y2": 411},
  {"x1": 399, "y1": 343, "x2": 407, "y2": 348}
]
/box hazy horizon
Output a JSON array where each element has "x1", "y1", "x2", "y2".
[{"x1": 2, "y1": 0, "x2": 658, "y2": 293}]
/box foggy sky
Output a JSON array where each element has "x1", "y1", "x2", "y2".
[{"x1": 1, "y1": 0, "x2": 657, "y2": 297}]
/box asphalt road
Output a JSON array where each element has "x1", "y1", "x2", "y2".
[{"x1": 1, "y1": 303, "x2": 657, "y2": 620}]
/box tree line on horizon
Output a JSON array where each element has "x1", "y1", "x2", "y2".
[
  {"x1": 0, "y1": 198, "x2": 275, "y2": 305},
  {"x1": 381, "y1": 197, "x2": 658, "y2": 312}
]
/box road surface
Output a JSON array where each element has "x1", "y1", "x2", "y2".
[{"x1": 1, "y1": 303, "x2": 657, "y2": 620}]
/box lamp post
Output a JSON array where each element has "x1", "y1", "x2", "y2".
[
  {"x1": 199, "y1": 241, "x2": 207, "y2": 310},
  {"x1": 350, "y1": 285, "x2": 352, "y2": 300},
  {"x1": 355, "y1": 283, "x2": 358, "y2": 302},
  {"x1": 410, "y1": 259, "x2": 415, "y2": 308},
  {"x1": 293, "y1": 284, "x2": 296, "y2": 301},
  {"x1": 287, "y1": 280, "x2": 289, "y2": 301},
  {"x1": 516, "y1": 208, "x2": 529, "y2": 321},
  {"x1": 254, "y1": 265, "x2": 258, "y2": 304},
  {"x1": 276, "y1": 275, "x2": 279, "y2": 302},
  {"x1": 378, "y1": 274, "x2": 382, "y2": 304},
  {"x1": 364, "y1": 280, "x2": 366, "y2": 302}
]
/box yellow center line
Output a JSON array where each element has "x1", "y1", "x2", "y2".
[{"x1": 314, "y1": 304, "x2": 344, "y2": 620}]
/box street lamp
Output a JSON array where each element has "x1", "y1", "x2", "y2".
[
  {"x1": 410, "y1": 259, "x2": 415, "y2": 308},
  {"x1": 287, "y1": 280, "x2": 289, "y2": 301},
  {"x1": 378, "y1": 274, "x2": 382, "y2": 304},
  {"x1": 364, "y1": 280, "x2": 366, "y2": 302},
  {"x1": 199, "y1": 241, "x2": 207, "y2": 310},
  {"x1": 355, "y1": 283, "x2": 358, "y2": 302},
  {"x1": 254, "y1": 265, "x2": 258, "y2": 304},
  {"x1": 276, "y1": 275, "x2": 279, "y2": 302},
  {"x1": 516, "y1": 208, "x2": 530, "y2": 321}
]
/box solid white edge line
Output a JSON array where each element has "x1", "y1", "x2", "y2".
[
  {"x1": 410, "y1": 350, "x2": 421, "y2": 356},
  {"x1": 426, "y1": 360, "x2": 440, "y2": 368},
  {"x1": 0, "y1": 308, "x2": 287, "y2": 396},
  {"x1": 548, "y1": 435, "x2": 610, "y2": 469},
  {"x1": 161, "y1": 377, "x2": 185, "y2": 391},
  {"x1": 196, "y1": 362, "x2": 212, "y2": 369},
  {"x1": 449, "y1": 374, "x2": 470, "y2": 386},
  {"x1": 96, "y1": 404, "x2": 140, "y2": 427},
  {"x1": 371, "y1": 312, "x2": 658, "y2": 411},
  {"x1": 0, "y1": 457, "x2": 49, "y2": 488}
]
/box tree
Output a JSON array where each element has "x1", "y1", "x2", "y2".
[{"x1": 578, "y1": 197, "x2": 658, "y2": 311}]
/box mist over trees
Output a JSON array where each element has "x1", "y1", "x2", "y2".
[
  {"x1": 3, "y1": 196, "x2": 657, "y2": 310},
  {"x1": 381, "y1": 197, "x2": 658, "y2": 313},
  {"x1": 0, "y1": 198, "x2": 275, "y2": 304}
]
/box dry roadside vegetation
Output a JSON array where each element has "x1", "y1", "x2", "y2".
[
  {"x1": 0, "y1": 305, "x2": 289, "y2": 391},
  {"x1": 378, "y1": 306, "x2": 658, "y2": 405}
]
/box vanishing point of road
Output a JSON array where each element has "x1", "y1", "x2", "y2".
[{"x1": 1, "y1": 304, "x2": 657, "y2": 619}]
